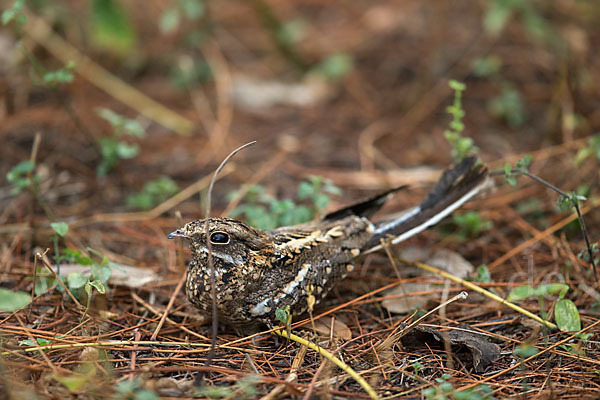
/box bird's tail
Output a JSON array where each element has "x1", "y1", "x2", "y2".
[{"x1": 363, "y1": 156, "x2": 490, "y2": 253}]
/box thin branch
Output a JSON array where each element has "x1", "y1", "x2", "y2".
[
  {"x1": 273, "y1": 329, "x2": 380, "y2": 400},
  {"x1": 492, "y1": 168, "x2": 598, "y2": 280},
  {"x1": 397, "y1": 257, "x2": 558, "y2": 330},
  {"x1": 199, "y1": 141, "x2": 257, "y2": 385}
]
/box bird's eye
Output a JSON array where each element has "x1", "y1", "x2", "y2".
[{"x1": 210, "y1": 232, "x2": 230, "y2": 244}]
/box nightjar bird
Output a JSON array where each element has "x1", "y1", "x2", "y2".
[{"x1": 168, "y1": 156, "x2": 489, "y2": 335}]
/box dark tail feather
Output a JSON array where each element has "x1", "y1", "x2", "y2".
[
  {"x1": 323, "y1": 185, "x2": 408, "y2": 221},
  {"x1": 363, "y1": 156, "x2": 489, "y2": 252}
]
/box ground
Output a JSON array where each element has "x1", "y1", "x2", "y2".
[{"x1": 1, "y1": 1, "x2": 600, "y2": 399}]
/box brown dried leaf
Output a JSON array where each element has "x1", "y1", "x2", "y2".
[
  {"x1": 402, "y1": 324, "x2": 500, "y2": 372},
  {"x1": 56, "y1": 264, "x2": 159, "y2": 288},
  {"x1": 306, "y1": 316, "x2": 352, "y2": 340},
  {"x1": 381, "y1": 283, "x2": 437, "y2": 314}
]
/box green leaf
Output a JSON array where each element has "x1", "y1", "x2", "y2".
[
  {"x1": 122, "y1": 119, "x2": 145, "y2": 138},
  {"x1": 516, "y1": 154, "x2": 532, "y2": 171},
  {"x1": 20, "y1": 337, "x2": 51, "y2": 347},
  {"x1": 277, "y1": 18, "x2": 306, "y2": 45},
  {"x1": 132, "y1": 390, "x2": 160, "y2": 400},
  {"x1": 275, "y1": 305, "x2": 291, "y2": 324},
  {"x1": 555, "y1": 299, "x2": 581, "y2": 332},
  {"x1": 178, "y1": 0, "x2": 205, "y2": 20},
  {"x1": 471, "y1": 55, "x2": 502, "y2": 77},
  {"x1": 448, "y1": 79, "x2": 466, "y2": 92},
  {"x1": 97, "y1": 108, "x2": 124, "y2": 128},
  {"x1": 0, "y1": 288, "x2": 31, "y2": 311},
  {"x1": 115, "y1": 142, "x2": 139, "y2": 159},
  {"x1": 513, "y1": 344, "x2": 539, "y2": 359},
  {"x1": 6, "y1": 160, "x2": 35, "y2": 186},
  {"x1": 67, "y1": 272, "x2": 88, "y2": 290},
  {"x1": 90, "y1": 0, "x2": 136, "y2": 55},
  {"x1": 91, "y1": 264, "x2": 112, "y2": 284},
  {"x1": 1, "y1": 0, "x2": 25, "y2": 25},
  {"x1": 534, "y1": 283, "x2": 569, "y2": 298},
  {"x1": 316, "y1": 52, "x2": 353, "y2": 81},
  {"x1": 507, "y1": 285, "x2": 535, "y2": 302},
  {"x1": 53, "y1": 372, "x2": 91, "y2": 393},
  {"x1": 297, "y1": 181, "x2": 315, "y2": 200},
  {"x1": 489, "y1": 85, "x2": 526, "y2": 127},
  {"x1": 483, "y1": 0, "x2": 513, "y2": 36},
  {"x1": 472, "y1": 264, "x2": 491, "y2": 283},
  {"x1": 159, "y1": 7, "x2": 180, "y2": 33},
  {"x1": 313, "y1": 193, "x2": 331, "y2": 210},
  {"x1": 84, "y1": 281, "x2": 92, "y2": 298},
  {"x1": 50, "y1": 222, "x2": 69, "y2": 237},
  {"x1": 88, "y1": 280, "x2": 106, "y2": 295}
]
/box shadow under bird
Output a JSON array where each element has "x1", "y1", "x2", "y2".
[{"x1": 168, "y1": 156, "x2": 490, "y2": 335}]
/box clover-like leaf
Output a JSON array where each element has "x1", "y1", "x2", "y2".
[{"x1": 555, "y1": 299, "x2": 581, "y2": 332}]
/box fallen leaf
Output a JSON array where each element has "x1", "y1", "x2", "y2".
[
  {"x1": 0, "y1": 288, "x2": 31, "y2": 311},
  {"x1": 54, "y1": 264, "x2": 160, "y2": 288},
  {"x1": 303, "y1": 316, "x2": 352, "y2": 340},
  {"x1": 401, "y1": 323, "x2": 500, "y2": 372},
  {"x1": 400, "y1": 246, "x2": 475, "y2": 278},
  {"x1": 381, "y1": 283, "x2": 437, "y2": 314},
  {"x1": 381, "y1": 247, "x2": 475, "y2": 314},
  {"x1": 231, "y1": 75, "x2": 331, "y2": 110}
]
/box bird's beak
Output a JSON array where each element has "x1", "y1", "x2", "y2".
[{"x1": 168, "y1": 229, "x2": 188, "y2": 239}]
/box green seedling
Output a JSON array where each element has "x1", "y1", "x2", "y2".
[
  {"x1": 126, "y1": 176, "x2": 179, "y2": 210},
  {"x1": 507, "y1": 283, "x2": 582, "y2": 333},
  {"x1": 444, "y1": 80, "x2": 478, "y2": 162},
  {"x1": 229, "y1": 176, "x2": 341, "y2": 230},
  {"x1": 96, "y1": 108, "x2": 145, "y2": 175}
]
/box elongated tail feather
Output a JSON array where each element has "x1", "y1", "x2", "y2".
[{"x1": 363, "y1": 157, "x2": 490, "y2": 252}]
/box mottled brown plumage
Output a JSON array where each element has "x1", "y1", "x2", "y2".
[{"x1": 169, "y1": 157, "x2": 489, "y2": 334}]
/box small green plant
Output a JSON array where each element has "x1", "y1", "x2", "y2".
[
  {"x1": 1, "y1": 0, "x2": 26, "y2": 25},
  {"x1": 19, "y1": 337, "x2": 52, "y2": 347},
  {"x1": 313, "y1": 52, "x2": 353, "y2": 81},
  {"x1": 6, "y1": 160, "x2": 39, "y2": 195},
  {"x1": 90, "y1": 0, "x2": 136, "y2": 55},
  {"x1": 159, "y1": 0, "x2": 205, "y2": 34},
  {"x1": 0, "y1": 287, "x2": 31, "y2": 311},
  {"x1": 574, "y1": 134, "x2": 600, "y2": 165},
  {"x1": 64, "y1": 248, "x2": 117, "y2": 319},
  {"x1": 411, "y1": 361, "x2": 423, "y2": 375},
  {"x1": 423, "y1": 374, "x2": 496, "y2": 400},
  {"x1": 450, "y1": 211, "x2": 493, "y2": 240},
  {"x1": 483, "y1": 0, "x2": 556, "y2": 46},
  {"x1": 578, "y1": 242, "x2": 599, "y2": 266},
  {"x1": 6, "y1": 158, "x2": 55, "y2": 219},
  {"x1": 275, "y1": 305, "x2": 292, "y2": 340},
  {"x1": 96, "y1": 108, "x2": 145, "y2": 175},
  {"x1": 507, "y1": 283, "x2": 582, "y2": 332},
  {"x1": 277, "y1": 18, "x2": 307, "y2": 46},
  {"x1": 39, "y1": 61, "x2": 75, "y2": 88},
  {"x1": 444, "y1": 80, "x2": 478, "y2": 162},
  {"x1": 513, "y1": 343, "x2": 539, "y2": 360},
  {"x1": 471, "y1": 55, "x2": 502, "y2": 78},
  {"x1": 113, "y1": 377, "x2": 159, "y2": 400},
  {"x1": 34, "y1": 231, "x2": 118, "y2": 318},
  {"x1": 504, "y1": 154, "x2": 532, "y2": 186},
  {"x1": 423, "y1": 374, "x2": 453, "y2": 400},
  {"x1": 556, "y1": 191, "x2": 587, "y2": 212},
  {"x1": 469, "y1": 264, "x2": 492, "y2": 283},
  {"x1": 195, "y1": 375, "x2": 259, "y2": 399},
  {"x1": 126, "y1": 176, "x2": 179, "y2": 210},
  {"x1": 489, "y1": 84, "x2": 526, "y2": 127},
  {"x1": 229, "y1": 177, "x2": 341, "y2": 230},
  {"x1": 50, "y1": 222, "x2": 69, "y2": 274}
]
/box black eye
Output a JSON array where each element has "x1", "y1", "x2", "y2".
[{"x1": 210, "y1": 232, "x2": 230, "y2": 244}]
